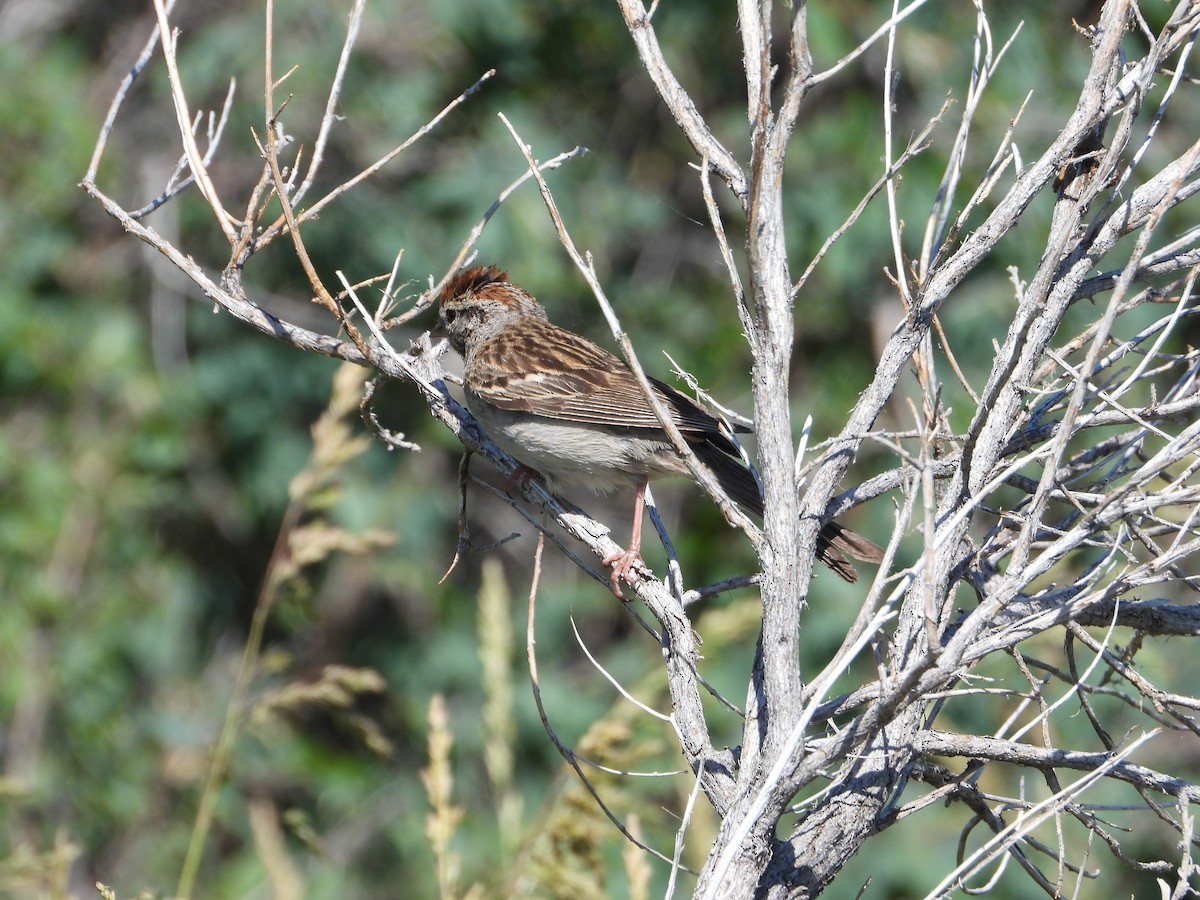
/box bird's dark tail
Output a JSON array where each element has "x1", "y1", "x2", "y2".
[
  {"x1": 815, "y1": 520, "x2": 885, "y2": 583},
  {"x1": 691, "y1": 442, "x2": 883, "y2": 584}
]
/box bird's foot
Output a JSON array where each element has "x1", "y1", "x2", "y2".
[
  {"x1": 503, "y1": 464, "x2": 544, "y2": 492},
  {"x1": 602, "y1": 547, "x2": 646, "y2": 600}
]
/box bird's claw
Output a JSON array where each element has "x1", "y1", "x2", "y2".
[{"x1": 603, "y1": 548, "x2": 647, "y2": 600}]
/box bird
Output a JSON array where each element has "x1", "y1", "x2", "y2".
[{"x1": 435, "y1": 265, "x2": 882, "y2": 597}]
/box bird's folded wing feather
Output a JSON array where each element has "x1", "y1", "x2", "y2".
[{"x1": 469, "y1": 321, "x2": 745, "y2": 448}]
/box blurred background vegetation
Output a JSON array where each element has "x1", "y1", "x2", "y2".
[{"x1": 2, "y1": 0, "x2": 1193, "y2": 897}]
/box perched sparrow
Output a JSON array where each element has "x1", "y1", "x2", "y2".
[{"x1": 436, "y1": 265, "x2": 882, "y2": 596}]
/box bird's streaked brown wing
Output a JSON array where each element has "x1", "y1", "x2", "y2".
[{"x1": 468, "y1": 319, "x2": 745, "y2": 448}]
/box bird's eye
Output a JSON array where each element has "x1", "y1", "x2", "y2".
[{"x1": 444, "y1": 308, "x2": 458, "y2": 324}]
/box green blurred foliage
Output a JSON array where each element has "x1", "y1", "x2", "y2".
[{"x1": 2, "y1": 0, "x2": 1194, "y2": 897}]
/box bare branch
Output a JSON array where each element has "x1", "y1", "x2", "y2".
[
  {"x1": 614, "y1": 0, "x2": 748, "y2": 203},
  {"x1": 151, "y1": 0, "x2": 239, "y2": 240}
]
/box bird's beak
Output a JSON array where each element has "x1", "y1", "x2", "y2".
[{"x1": 430, "y1": 314, "x2": 447, "y2": 340}]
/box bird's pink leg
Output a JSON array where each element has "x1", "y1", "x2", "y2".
[
  {"x1": 602, "y1": 480, "x2": 648, "y2": 599},
  {"x1": 503, "y1": 464, "x2": 543, "y2": 491}
]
